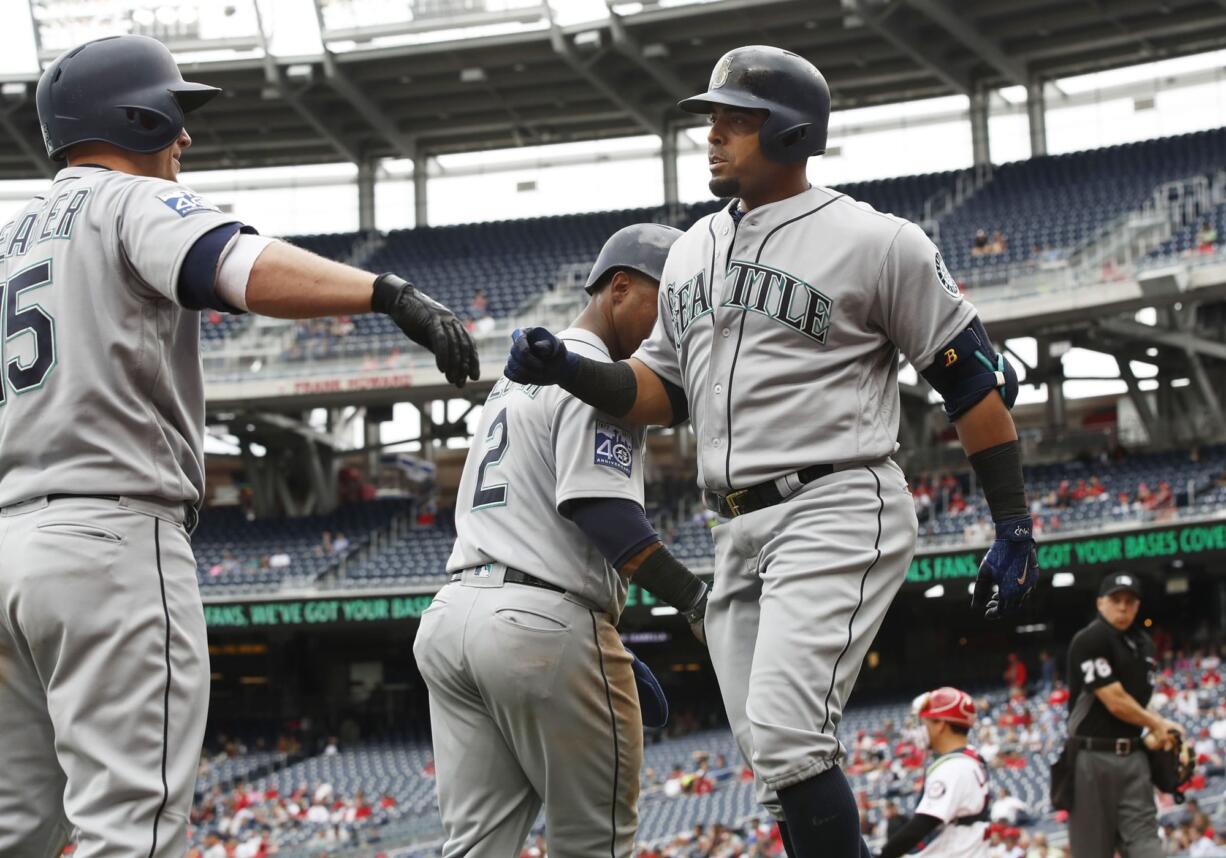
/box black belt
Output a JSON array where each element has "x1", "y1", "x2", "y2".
[
  {"x1": 450, "y1": 567, "x2": 566, "y2": 594},
  {"x1": 1072, "y1": 736, "x2": 1142, "y2": 755},
  {"x1": 702, "y1": 464, "x2": 835, "y2": 518},
  {"x1": 42, "y1": 494, "x2": 199, "y2": 535}
]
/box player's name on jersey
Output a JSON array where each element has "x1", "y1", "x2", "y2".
[
  {"x1": 907, "y1": 519, "x2": 1226, "y2": 584},
  {"x1": 0, "y1": 189, "x2": 91, "y2": 261}
]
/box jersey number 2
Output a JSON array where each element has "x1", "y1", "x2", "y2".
[
  {"x1": 0, "y1": 260, "x2": 56, "y2": 405},
  {"x1": 472, "y1": 408, "x2": 510, "y2": 510}
]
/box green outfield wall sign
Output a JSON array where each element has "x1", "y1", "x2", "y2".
[
  {"x1": 204, "y1": 584, "x2": 659, "y2": 629},
  {"x1": 905, "y1": 520, "x2": 1226, "y2": 585}
]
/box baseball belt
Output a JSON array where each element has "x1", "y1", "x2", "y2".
[
  {"x1": 9, "y1": 493, "x2": 199, "y2": 535},
  {"x1": 1071, "y1": 735, "x2": 1141, "y2": 755},
  {"x1": 450, "y1": 566, "x2": 566, "y2": 595},
  {"x1": 702, "y1": 463, "x2": 835, "y2": 518}
]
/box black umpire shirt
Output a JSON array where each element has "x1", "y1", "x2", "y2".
[{"x1": 1066, "y1": 615, "x2": 1157, "y2": 739}]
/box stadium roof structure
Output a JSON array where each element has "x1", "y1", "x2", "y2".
[{"x1": 3, "y1": 0, "x2": 1226, "y2": 178}]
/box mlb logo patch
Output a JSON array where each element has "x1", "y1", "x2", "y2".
[
  {"x1": 594, "y1": 421, "x2": 633, "y2": 477},
  {"x1": 157, "y1": 188, "x2": 221, "y2": 217}
]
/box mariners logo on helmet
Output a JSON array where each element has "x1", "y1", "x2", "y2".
[{"x1": 712, "y1": 55, "x2": 734, "y2": 88}]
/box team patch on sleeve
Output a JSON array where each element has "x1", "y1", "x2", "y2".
[
  {"x1": 594, "y1": 420, "x2": 633, "y2": 477},
  {"x1": 935, "y1": 251, "x2": 960, "y2": 298},
  {"x1": 157, "y1": 188, "x2": 222, "y2": 217}
]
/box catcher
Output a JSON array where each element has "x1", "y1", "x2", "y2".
[{"x1": 878, "y1": 687, "x2": 989, "y2": 858}]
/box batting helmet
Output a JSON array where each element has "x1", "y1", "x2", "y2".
[
  {"x1": 679, "y1": 45, "x2": 830, "y2": 163},
  {"x1": 584, "y1": 223, "x2": 683, "y2": 294},
  {"x1": 36, "y1": 35, "x2": 221, "y2": 160},
  {"x1": 914, "y1": 687, "x2": 976, "y2": 729}
]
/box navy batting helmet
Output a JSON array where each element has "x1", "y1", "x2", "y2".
[
  {"x1": 679, "y1": 45, "x2": 830, "y2": 163},
  {"x1": 36, "y1": 35, "x2": 221, "y2": 160},
  {"x1": 584, "y1": 223, "x2": 683, "y2": 294}
]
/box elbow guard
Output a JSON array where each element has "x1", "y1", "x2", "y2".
[{"x1": 920, "y1": 316, "x2": 1018, "y2": 421}]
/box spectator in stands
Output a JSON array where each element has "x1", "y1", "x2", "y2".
[
  {"x1": 990, "y1": 788, "x2": 1031, "y2": 826},
  {"x1": 202, "y1": 831, "x2": 227, "y2": 858},
  {"x1": 1038, "y1": 649, "x2": 1057, "y2": 693},
  {"x1": 332, "y1": 531, "x2": 351, "y2": 554},
  {"x1": 1025, "y1": 832, "x2": 1064, "y2": 858},
  {"x1": 1004, "y1": 653, "x2": 1027, "y2": 692},
  {"x1": 990, "y1": 230, "x2": 1008, "y2": 255},
  {"x1": 971, "y1": 229, "x2": 991, "y2": 256},
  {"x1": 1196, "y1": 220, "x2": 1218, "y2": 253}
]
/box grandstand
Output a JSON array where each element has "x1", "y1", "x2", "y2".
[{"x1": 189, "y1": 652, "x2": 1226, "y2": 856}]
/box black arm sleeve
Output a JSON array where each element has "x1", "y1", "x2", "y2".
[
  {"x1": 561, "y1": 355, "x2": 687, "y2": 426},
  {"x1": 561, "y1": 356, "x2": 638, "y2": 418},
  {"x1": 968, "y1": 440, "x2": 1028, "y2": 522},
  {"x1": 566, "y1": 497, "x2": 660, "y2": 568},
  {"x1": 879, "y1": 813, "x2": 943, "y2": 858}
]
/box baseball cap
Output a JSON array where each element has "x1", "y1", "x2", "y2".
[{"x1": 1099, "y1": 573, "x2": 1142, "y2": 598}]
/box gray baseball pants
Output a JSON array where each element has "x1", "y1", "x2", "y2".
[
  {"x1": 414, "y1": 565, "x2": 642, "y2": 858},
  {"x1": 0, "y1": 495, "x2": 208, "y2": 858},
  {"x1": 1069, "y1": 749, "x2": 1163, "y2": 858},
  {"x1": 705, "y1": 459, "x2": 917, "y2": 817}
]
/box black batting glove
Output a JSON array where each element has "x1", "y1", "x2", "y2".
[{"x1": 372, "y1": 273, "x2": 479, "y2": 388}]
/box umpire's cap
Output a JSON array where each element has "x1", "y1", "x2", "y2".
[
  {"x1": 37, "y1": 35, "x2": 221, "y2": 160},
  {"x1": 584, "y1": 223, "x2": 684, "y2": 294},
  {"x1": 1099, "y1": 572, "x2": 1143, "y2": 598},
  {"x1": 679, "y1": 45, "x2": 831, "y2": 162},
  {"x1": 914, "y1": 686, "x2": 976, "y2": 729}
]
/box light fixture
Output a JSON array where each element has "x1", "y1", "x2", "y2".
[
  {"x1": 924, "y1": 585, "x2": 944, "y2": 599},
  {"x1": 651, "y1": 606, "x2": 678, "y2": 617},
  {"x1": 1052, "y1": 572, "x2": 1075, "y2": 588}
]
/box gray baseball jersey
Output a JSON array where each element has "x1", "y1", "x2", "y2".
[
  {"x1": 631, "y1": 186, "x2": 973, "y2": 818},
  {"x1": 0, "y1": 164, "x2": 236, "y2": 857},
  {"x1": 0, "y1": 164, "x2": 242, "y2": 508},
  {"x1": 634, "y1": 185, "x2": 976, "y2": 492},
  {"x1": 447, "y1": 326, "x2": 647, "y2": 622},
  {"x1": 425, "y1": 325, "x2": 649, "y2": 855}
]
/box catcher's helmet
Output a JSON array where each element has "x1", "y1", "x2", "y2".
[
  {"x1": 36, "y1": 35, "x2": 221, "y2": 160},
  {"x1": 914, "y1": 687, "x2": 976, "y2": 729},
  {"x1": 584, "y1": 223, "x2": 683, "y2": 294},
  {"x1": 679, "y1": 45, "x2": 830, "y2": 163}
]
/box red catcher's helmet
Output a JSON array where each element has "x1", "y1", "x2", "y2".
[{"x1": 915, "y1": 687, "x2": 976, "y2": 728}]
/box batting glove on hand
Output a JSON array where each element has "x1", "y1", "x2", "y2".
[
  {"x1": 504, "y1": 327, "x2": 577, "y2": 386},
  {"x1": 373, "y1": 273, "x2": 479, "y2": 388},
  {"x1": 971, "y1": 515, "x2": 1039, "y2": 619}
]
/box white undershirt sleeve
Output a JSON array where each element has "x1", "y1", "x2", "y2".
[{"x1": 215, "y1": 234, "x2": 276, "y2": 312}]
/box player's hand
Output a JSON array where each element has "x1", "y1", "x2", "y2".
[
  {"x1": 372, "y1": 273, "x2": 480, "y2": 388},
  {"x1": 504, "y1": 327, "x2": 576, "y2": 386},
  {"x1": 971, "y1": 515, "x2": 1038, "y2": 619}
]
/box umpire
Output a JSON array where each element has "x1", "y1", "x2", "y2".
[{"x1": 1065, "y1": 573, "x2": 1184, "y2": 857}]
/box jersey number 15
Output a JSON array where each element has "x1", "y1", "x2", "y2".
[{"x1": 0, "y1": 260, "x2": 56, "y2": 405}]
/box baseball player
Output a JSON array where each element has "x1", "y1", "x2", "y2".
[
  {"x1": 877, "y1": 688, "x2": 990, "y2": 858},
  {"x1": 0, "y1": 35, "x2": 477, "y2": 858},
  {"x1": 414, "y1": 224, "x2": 710, "y2": 857},
  {"x1": 504, "y1": 46, "x2": 1038, "y2": 857}
]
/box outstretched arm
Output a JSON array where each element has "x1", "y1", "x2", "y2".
[
  {"x1": 206, "y1": 237, "x2": 479, "y2": 388},
  {"x1": 505, "y1": 327, "x2": 685, "y2": 427}
]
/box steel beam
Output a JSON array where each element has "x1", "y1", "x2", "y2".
[
  {"x1": 604, "y1": 5, "x2": 691, "y2": 100},
  {"x1": 1097, "y1": 318, "x2": 1226, "y2": 362},
  {"x1": 544, "y1": 7, "x2": 662, "y2": 137},
  {"x1": 907, "y1": 0, "x2": 1029, "y2": 85},
  {"x1": 851, "y1": 0, "x2": 971, "y2": 94}
]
